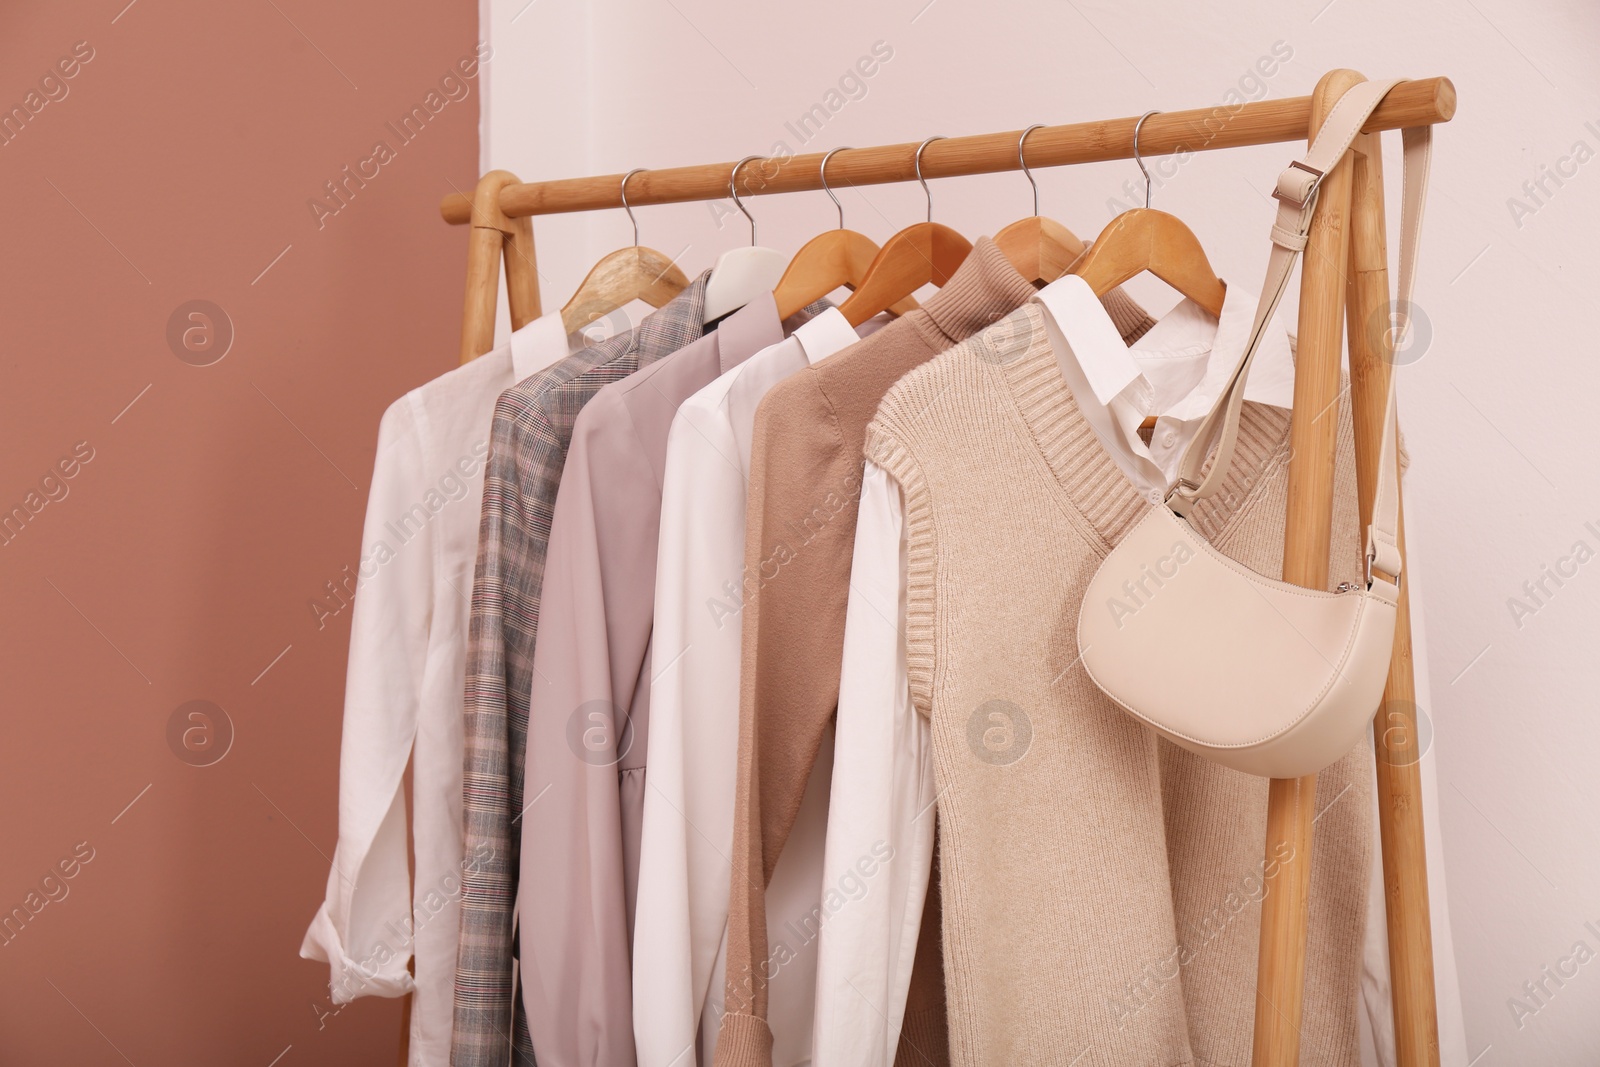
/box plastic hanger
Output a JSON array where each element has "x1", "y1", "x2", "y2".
[
  {"x1": 561, "y1": 168, "x2": 691, "y2": 334},
  {"x1": 701, "y1": 155, "x2": 789, "y2": 324},
  {"x1": 772, "y1": 147, "x2": 919, "y2": 322},
  {"x1": 837, "y1": 137, "x2": 974, "y2": 328},
  {"x1": 994, "y1": 124, "x2": 1088, "y2": 287},
  {"x1": 1069, "y1": 110, "x2": 1226, "y2": 318}
]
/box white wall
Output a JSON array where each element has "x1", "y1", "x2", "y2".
[{"x1": 480, "y1": 1, "x2": 1600, "y2": 1063}]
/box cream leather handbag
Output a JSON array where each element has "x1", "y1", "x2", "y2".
[{"x1": 1077, "y1": 80, "x2": 1432, "y2": 779}]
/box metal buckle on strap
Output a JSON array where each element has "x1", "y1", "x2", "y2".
[
  {"x1": 1163, "y1": 477, "x2": 1202, "y2": 518},
  {"x1": 1365, "y1": 548, "x2": 1402, "y2": 591},
  {"x1": 1272, "y1": 160, "x2": 1326, "y2": 208},
  {"x1": 1164, "y1": 477, "x2": 1201, "y2": 503}
]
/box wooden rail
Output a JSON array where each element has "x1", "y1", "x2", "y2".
[{"x1": 439, "y1": 77, "x2": 1454, "y2": 223}]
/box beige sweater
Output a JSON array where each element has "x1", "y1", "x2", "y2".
[
  {"x1": 714, "y1": 240, "x2": 1154, "y2": 1067},
  {"x1": 863, "y1": 303, "x2": 1372, "y2": 1066}
]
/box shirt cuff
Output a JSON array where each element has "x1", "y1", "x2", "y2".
[
  {"x1": 712, "y1": 1011, "x2": 774, "y2": 1067},
  {"x1": 299, "y1": 904, "x2": 416, "y2": 1003}
]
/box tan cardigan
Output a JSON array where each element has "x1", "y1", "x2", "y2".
[
  {"x1": 863, "y1": 303, "x2": 1371, "y2": 1066},
  {"x1": 713, "y1": 240, "x2": 1153, "y2": 1067}
]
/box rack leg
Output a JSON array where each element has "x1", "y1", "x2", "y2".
[
  {"x1": 503, "y1": 212, "x2": 543, "y2": 331},
  {"x1": 1251, "y1": 66, "x2": 1364, "y2": 1067},
  {"x1": 459, "y1": 170, "x2": 521, "y2": 364},
  {"x1": 1345, "y1": 130, "x2": 1442, "y2": 1067}
]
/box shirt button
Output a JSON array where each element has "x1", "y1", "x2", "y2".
[
  {"x1": 1162, "y1": 432, "x2": 1177, "y2": 448},
  {"x1": 1147, "y1": 489, "x2": 1163, "y2": 505}
]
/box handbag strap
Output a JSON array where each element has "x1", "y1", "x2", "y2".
[{"x1": 1167, "y1": 78, "x2": 1432, "y2": 590}]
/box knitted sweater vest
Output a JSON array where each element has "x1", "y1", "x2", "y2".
[{"x1": 863, "y1": 303, "x2": 1373, "y2": 1067}]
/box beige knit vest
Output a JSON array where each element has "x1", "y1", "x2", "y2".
[{"x1": 864, "y1": 303, "x2": 1373, "y2": 1067}]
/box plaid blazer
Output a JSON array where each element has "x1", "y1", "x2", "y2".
[{"x1": 453, "y1": 276, "x2": 709, "y2": 1067}]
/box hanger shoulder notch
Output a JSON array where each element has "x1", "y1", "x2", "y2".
[{"x1": 995, "y1": 215, "x2": 1087, "y2": 286}]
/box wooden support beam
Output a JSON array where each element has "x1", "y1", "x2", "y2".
[
  {"x1": 1347, "y1": 129, "x2": 1442, "y2": 1067},
  {"x1": 504, "y1": 212, "x2": 543, "y2": 332},
  {"x1": 1251, "y1": 66, "x2": 1364, "y2": 1067},
  {"x1": 458, "y1": 169, "x2": 520, "y2": 364}
]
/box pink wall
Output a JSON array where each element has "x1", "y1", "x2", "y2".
[{"x1": 0, "y1": 1, "x2": 480, "y2": 1063}]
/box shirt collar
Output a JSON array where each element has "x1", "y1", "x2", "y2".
[
  {"x1": 1033, "y1": 273, "x2": 1294, "y2": 418},
  {"x1": 508, "y1": 309, "x2": 572, "y2": 380},
  {"x1": 792, "y1": 307, "x2": 860, "y2": 365}
]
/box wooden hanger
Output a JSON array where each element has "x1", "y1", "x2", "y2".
[
  {"x1": 994, "y1": 124, "x2": 1088, "y2": 286},
  {"x1": 773, "y1": 147, "x2": 918, "y2": 321},
  {"x1": 561, "y1": 168, "x2": 691, "y2": 334},
  {"x1": 1069, "y1": 111, "x2": 1226, "y2": 319},
  {"x1": 1071, "y1": 112, "x2": 1227, "y2": 432},
  {"x1": 838, "y1": 136, "x2": 973, "y2": 328}
]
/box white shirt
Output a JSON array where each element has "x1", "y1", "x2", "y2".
[
  {"x1": 1034, "y1": 273, "x2": 1294, "y2": 501},
  {"x1": 813, "y1": 278, "x2": 1296, "y2": 1066},
  {"x1": 300, "y1": 313, "x2": 571, "y2": 1067},
  {"x1": 809, "y1": 461, "x2": 936, "y2": 1067},
  {"x1": 634, "y1": 309, "x2": 875, "y2": 1067}
]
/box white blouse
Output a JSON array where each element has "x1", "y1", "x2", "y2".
[
  {"x1": 300, "y1": 313, "x2": 571, "y2": 1067},
  {"x1": 633, "y1": 309, "x2": 873, "y2": 1067}
]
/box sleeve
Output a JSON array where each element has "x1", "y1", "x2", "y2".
[
  {"x1": 300, "y1": 397, "x2": 432, "y2": 1003},
  {"x1": 811, "y1": 462, "x2": 937, "y2": 1067},
  {"x1": 634, "y1": 404, "x2": 747, "y2": 1067},
  {"x1": 519, "y1": 394, "x2": 657, "y2": 1067},
  {"x1": 716, "y1": 378, "x2": 854, "y2": 1067}
]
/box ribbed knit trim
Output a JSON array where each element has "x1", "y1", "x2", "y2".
[
  {"x1": 864, "y1": 426, "x2": 937, "y2": 719},
  {"x1": 907, "y1": 237, "x2": 1153, "y2": 356},
  {"x1": 711, "y1": 1011, "x2": 774, "y2": 1067},
  {"x1": 1185, "y1": 403, "x2": 1293, "y2": 545},
  {"x1": 912, "y1": 237, "x2": 1041, "y2": 349},
  {"x1": 982, "y1": 303, "x2": 1293, "y2": 548},
  {"x1": 984, "y1": 305, "x2": 1149, "y2": 547},
  {"x1": 1101, "y1": 285, "x2": 1157, "y2": 344},
  {"x1": 895, "y1": 1004, "x2": 952, "y2": 1067},
  {"x1": 867, "y1": 302, "x2": 1297, "y2": 716}
]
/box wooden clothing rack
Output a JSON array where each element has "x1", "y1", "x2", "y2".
[{"x1": 436, "y1": 69, "x2": 1455, "y2": 1067}]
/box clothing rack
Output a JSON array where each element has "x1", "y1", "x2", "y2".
[{"x1": 438, "y1": 69, "x2": 1454, "y2": 1067}]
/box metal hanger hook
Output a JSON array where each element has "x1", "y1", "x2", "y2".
[
  {"x1": 1133, "y1": 111, "x2": 1162, "y2": 209},
  {"x1": 1017, "y1": 124, "x2": 1045, "y2": 217},
  {"x1": 620, "y1": 168, "x2": 646, "y2": 246},
  {"x1": 915, "y1": 136, "x2": 945, "y2": 224},
  {"x1": 820, "y1": 147, "x2": 850, "y2": 230},
  {"x1": 729, "y1": 154, "x2": 764, "y2": 246}
]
